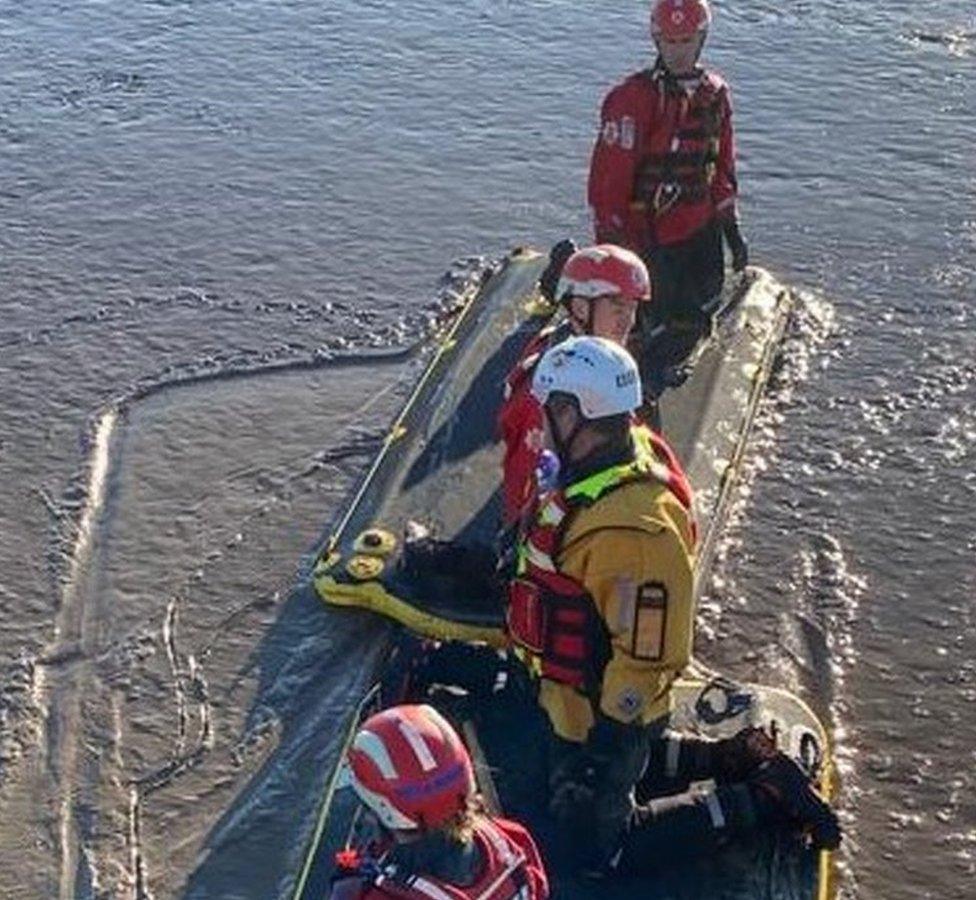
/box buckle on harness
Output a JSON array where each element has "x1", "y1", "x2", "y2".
[
  {"x1": 652, "y1": 182, "x2": 682, "y2": 216},
  {"x1": 507, "y1": 579, "x2": 545, "y2": 654}
]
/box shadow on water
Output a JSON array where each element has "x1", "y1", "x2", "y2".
[
  {"x1": 179, "y1": 583, "x2": 391, "y2": 900},
  {"x1": 401, "y1": 325, "x2": 536, "y2": 491}
]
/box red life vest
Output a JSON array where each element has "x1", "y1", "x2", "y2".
[
  {"x1": 631, "y1": 67, "x2": 728, "y2": 222},
  {"x1": 588, "y1": 64, "x2": 736, "y2": 250},
  {"x1": 506, "y1": 438, "x2": 694, "y2": 694},
  {"x1": 355, "y1": 818, "x2": 544, "y2": 900}
]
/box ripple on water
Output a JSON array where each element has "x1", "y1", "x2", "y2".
[{"x1": 904, "y1": 27, "x2": 976, "y2": 57}]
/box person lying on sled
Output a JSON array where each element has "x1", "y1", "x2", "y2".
[
  {"x1": 505, "y1": 336, "x2": 840, "y2": 876},
  {"x1": 500, "y1": 243, "x2": 662, "y2": 527},
  {"x1": 588, "y1": 0, "x2": 749, "y2": 377},
  {"x1": 329, "y1": 704, "x2": 549, "y2": 900}
]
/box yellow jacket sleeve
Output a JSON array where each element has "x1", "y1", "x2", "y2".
[{"x1": 567, "y1": 525, "x2": 694, "y2": 726}]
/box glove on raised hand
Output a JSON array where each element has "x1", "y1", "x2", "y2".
[
  {"x1": 721, "y1": 216, "x2": 749, "y2": 272},
  {"x1": 539, "y1": 239, "x2": 578, "y2": 301}
]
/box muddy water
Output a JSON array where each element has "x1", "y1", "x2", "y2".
[{"x1": 1, "y1": 1, "x2": 974, "y2": 898}]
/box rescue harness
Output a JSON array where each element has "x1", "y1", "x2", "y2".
[
  {"x1": 339, "y1": 819, "x2": 533, "y2": 900},
  {"x1": 633, "y1": 65, "x2": 727, "y2": 218}
]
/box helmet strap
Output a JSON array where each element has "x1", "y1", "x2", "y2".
[
  {"x1": 563, "y1": 295, "x2": 592, "y2": 334},
  {"x1": 653, "y1": 32, "x2": 707, "y2": 79},
  {"x1": 564, "y1": 295, "x2": 599, "y2": 335},
  {"x1": 545, "y1": 402, "x2": 585, "y2": 466}
]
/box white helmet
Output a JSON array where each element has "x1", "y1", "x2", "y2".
[{"x1": 531, "y1": 335, "x2": 642, "y2": 420}]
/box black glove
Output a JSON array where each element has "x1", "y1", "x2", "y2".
[
  {"x1": 711, "y1": 725, "x2": 780, "y2": 782},
  {"x1": 722, "y1": 217, "x2": 749, "y2": 272},
  {"x1": 539, "y1": 239, "x2": 578, "y2": 302},
  {"x1": 750, "y1": 754, "x2": 842, "y2": 851}
]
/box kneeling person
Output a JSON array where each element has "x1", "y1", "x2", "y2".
[{"x1": 506, "y1": 336, "x2": 840, "y2": 875}]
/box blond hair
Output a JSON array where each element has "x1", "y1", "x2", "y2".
[{"x1": 440, "y1": 792, "x2": 488, "y2": 844}]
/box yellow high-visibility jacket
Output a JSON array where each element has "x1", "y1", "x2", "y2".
[{"x1": 537, "y1": 476, "x2": 697, "y2": 743}]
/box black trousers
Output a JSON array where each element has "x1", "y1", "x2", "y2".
[
  {"x1": 635, "y1": 219, "x2": 726, "y2": 397},
  {"x1": 644, "y1": 219, "x2": 725, "y2": 326},
  {"x1": 393, "y1": 642, "x2": 771, "y2": 880},
  {"x1": 547, "y1": 722, "x2": 761, "y2": 878}
]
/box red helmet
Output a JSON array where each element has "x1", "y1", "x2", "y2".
[
  {"x1": 555, "y1": 244, "x2": 651, "y2": 304},
  {"x1": 651, "y1": 0, "x2": 712, "y2": 41},
  {"x1": 346, "y1": 704, "x2": 475, "y2": 831}
]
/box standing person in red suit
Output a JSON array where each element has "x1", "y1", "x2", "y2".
[
  {"x1": 328, "y1": 704, "x2": 549, "y2": 900},
  {"x1": 587, "y1": 0, "x2": 749, "y2": 371}
]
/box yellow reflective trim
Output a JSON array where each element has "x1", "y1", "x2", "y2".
[
  {"x1": 563, "y1": 427, "x2": 666, "y2": 504},
  {"x1": 565, "y1": 461, "x2": 637, "y2": 503},
  {"x1": 538, "y1": 501, "x2": 565, "y2": 527}
]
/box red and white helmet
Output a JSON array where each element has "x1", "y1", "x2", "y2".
[
  {"x1": 346, "y1": 704, "x2": 475, "y2": 831},
  {"x1": 555, "y1": 244, "x2": 651, "y2": 305},
  {"x1": 532, "y1": 335, "x2": 642, "y2": 420},
  {"x1": 651, "y1": 0, "x2": 712, "y2": 41}
]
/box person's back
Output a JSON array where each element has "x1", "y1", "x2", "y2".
[
  {"x1": 531, "y1": 443, "x2": 697, "y2": 745},
  {"x1": 336, "y1": 816, "x2": 546, "y2": 899},
  {"x1": 505, "y1": 337, "x2": 841, "y2": 875}
]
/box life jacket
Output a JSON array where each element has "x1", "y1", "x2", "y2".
[
  {"x1": 506, "y1": 432, "x2": 694, "y2": 694},
  {"x1": 633, "y1": 425, "x2": 695, "y2": 536},
  {"x1": 350, "y1": 819, "x2": 539, "y2": 900},
  {"x1": 502, "y1": 326, "x2": 560, "y2": 406},
  {"x1": 632, "y1": 66, "x2": 727, "y2": 221}
]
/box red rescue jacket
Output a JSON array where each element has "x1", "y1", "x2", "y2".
[
  {"x1": 498, "y1": 325, "x2": 564, "y2": 527},
  {"x1": 333, "y1": 817, "x2": 549, "y2": 900},
  {"x1": 588, "y1": 64, "x2": 738, "y2": 251}
]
